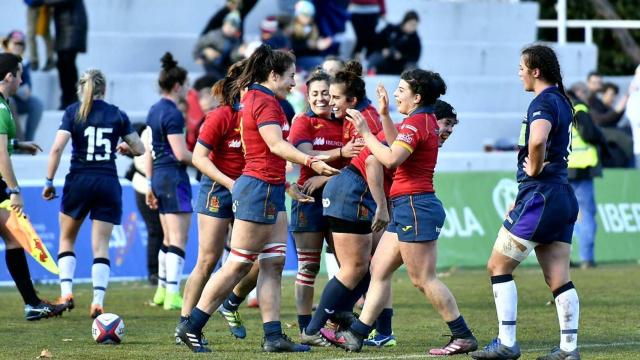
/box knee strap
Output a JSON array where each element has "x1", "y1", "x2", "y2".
[
  {"x1": 296, "y1": 248, "x2": 321, "y2": 287},
  {"x1": 227, "y1": 248, "x2": 259, "y2": 264},
  {"x1": 258, "y1": 243, "x2": 286, "y2": 261}
]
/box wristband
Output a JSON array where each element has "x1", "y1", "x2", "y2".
[
  {"x1": 45, "y1": 178, "x2": 53, "y2": 187},
  {"x1": 10, "y1": 139, "x2": 19, "y2": 150},
  {"x1": 147, "y1": 180, "x2": 152, "y2": 188},
  {"x1": 304, "y1": 155, "x2": 319, "y2": 167}
]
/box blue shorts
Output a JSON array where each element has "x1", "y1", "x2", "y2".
[
  {"x1": 231, "y1": 175, "x2": 285, "y2": 224},
  {"x1": 151, "y1": 167, "x2": 193, "y2": 214},
  {"x1": 388, "y1": 193, "x2": 445, "y2": 242},
  {"x1": 503, "y1": 182, "x2": 578, "y2": 244},
  {"x1": 61, "y1": 173, "x2": 122, "y2": 225},
  {"x1": 322, "y1": 167, "x2": 376, "y2": 223},
  {"x1": 290, "y1": 190, "x2": 327, "y2": 232},
  {"x1": 195, "y1": 176, "x2": 233, "y2": 219}
]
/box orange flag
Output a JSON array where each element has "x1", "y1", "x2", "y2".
[{"x1": 0, "y1": 200, "x2": 59, "y2": 274}]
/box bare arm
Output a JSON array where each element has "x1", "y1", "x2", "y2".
[
  {"x1": 259, "y1": 124, "x2": 339, "y2": 176},
  {"x1": 121, "y1": 132, "x2": 145, "y2": 156},
  {"x1": 523, "y1": 119, "x2": 552, "y2": 177},
  {"x1": 0, "y1": 135, "x2": 19, "y2": 189},
  {"x1": 167, "y1": 134, "x2": 192, "y2": 165},
  {"x1": 45, "y1": 131, "x2": 71, "y2": 180},
  {"x1": 192, "y1": 142, "x2": 235, "y2": 191},
  {"x1": 365, "y1": 154, "x2": 389, "y2": 232}
]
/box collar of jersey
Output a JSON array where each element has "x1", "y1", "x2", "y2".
[
  {"x1": 408, "y1": 105, "x2": 434, "y2": 116},
  {"x1": 249, "y1": 83, "x2": 275, "y2": 97}
]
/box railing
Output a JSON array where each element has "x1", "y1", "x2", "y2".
[
  {"x1": 537, "y1": 0, "x2": 640, "y2": 45},
  {"x1": 538, "y1": 19, "x2": 640, "y2": 45}
]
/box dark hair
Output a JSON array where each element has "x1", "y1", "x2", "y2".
[
  {"x1": 602, "y1": 82, "x2": 619, "y2": 94},
  {"x1": 332, "y1": 60, "x2": 365, "y2": 102},
  {"x1": 400, "y1": 68, "x2": 446, "y2": 106},
  {"x1": 212, "y1": 59, "x2": 247, "y2": 106},
  {"x1": 305, "y1": 68, "x2": 331, "y2": 91},
  {"x1": 232, "y1": 44, "x2": 295, "y2": 95},
  {"x1": 587, "y1": 70, "x2": 601, "y2": 80},
  {"x1": 521, "y1": 44, "x2": 572, "y2": 108},
  {"x1": 0, "y1": 53, "x2": 21, "y2": 80},
  {"x1": 401, "y1": 10, "x2": 419, "y2": 25},
  {"x1": 434, "y1": 100, "x2": 457, "y2": 121},
  {"x1": 158, "y1": 52, "x2": 187, "y2": 93}
]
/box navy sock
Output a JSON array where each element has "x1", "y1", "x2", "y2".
[
  {"x1": 375, "y1": 308, "x2": 393, "y2": 336},
  {"x1": 263, "y1": 321, "x2": 282, "y2": 342},
  {"x1": 223, "y1": 292, "x2": 245, "y2": 312},
  {"x1": 447, "y1": 315, "x2": 472, "y2": 338},
  {"x1": 179, "y1": 315, "x2": 188, "y2": 323},
  {"x1": 298, "y1": 314, "x2": 312, "y2": 333},
  {"x1": 338, "y1": 271, "x2": 370, "y2": 312},
  {"x1": 306, "y1": 277, "x2": 352, "y2": 334},
  {"x1": 350, "y1": 319, "x2": 373, "y2": 338},
  {"x1": 188, "y1": 307, "x2": 211, "y2": 333}
]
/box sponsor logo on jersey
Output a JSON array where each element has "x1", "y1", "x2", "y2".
[
  {"x1": 401, "y1": 124, "x2": 418, "y2": 132},
  {"x1": 435, "y1": 226, "x2": 441, "y2": 233},
  {"x1": 396, "y1": 133, "x2": 414, "y2": 144},
  {"x1": 282, "y1": 123, "x2": 290, "y2": 132},
  {"x1": 228, "y1": 139, "x2": 242, "y2": 148},
  {"x1": 313, "y1": 137, "x2": 342, "y2": 146},
  {"x1": 532, "y1": 111, "x2": 542, "y2": 117}
]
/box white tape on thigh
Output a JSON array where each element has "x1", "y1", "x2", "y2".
[
  {"x1": 227, "y1": 248, "x2": 259, "y2": 264},
  {"x1": 258, "y1": 243, "x2": 287, "y2": 261},
  {"x1": 493, "y1": 226, "x2": 537, "y2": 262},
  {"x1": 296, "y1": 248, "x2": 321, "y2": 287}
]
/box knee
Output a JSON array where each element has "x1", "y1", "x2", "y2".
[
  {"x1": 487, "y1": 257, "x2": 507, "y2": 277},
  {"x1": 195, "y1": 257, "x2": 217, "y2": 276},
  {"x1": 296, "y1": 260, "x2": 320, "y2": 286},
  {"x1": 407, "y1": 271, "x2": 434, "y2": 294},
  {"x1": 262, "y1": 256, "x2": 285, "y2": 274}
]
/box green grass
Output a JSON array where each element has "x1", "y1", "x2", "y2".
[{"x1": 1, "y1": 264, "x2": 639, "y2": 359}]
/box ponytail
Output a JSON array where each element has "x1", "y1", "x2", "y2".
[
  {"x1": 212, "y1": 59, "x2": 247, "y2": 106},
  {"x1": 76, "y1": 69, "x2": 106, "y2": 122},
  {"x1": 232, "y1": 44, "x2": 295, "y2": 96}
]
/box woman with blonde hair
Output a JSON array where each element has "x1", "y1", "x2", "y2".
[{"x1": 43, "y1": 68, "x2": 145, "y2": 318}]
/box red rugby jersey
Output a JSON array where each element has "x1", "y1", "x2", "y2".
[
  {"x1": 389, "y1": 107, "x2": 439, "y2": 198},
  {"x1": 343, "y1": 100, "x2": 382, "y2": 145},
  {"x1": 197, "y1": 104, "x2": 245, "y2": 180},
  {"x1": 288, "y1": 111, "x2": 344, "y2": 186},
  {"x1": 351, "y1": 129, "x2": 395, "y2": 197},
  {"x1": 240, "y1": 84, "x2": 290, "y2": 184}
]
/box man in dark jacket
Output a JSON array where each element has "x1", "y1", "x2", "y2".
[
  {"x1": 568, "y1": 82, "x2": 607, "y2": 269},
  {"x1": 46, "y1": 0, "x2": 87, "y2": 109},
  {"x1": 367, "y1": 10, "x2": 420, "y2": 75}
]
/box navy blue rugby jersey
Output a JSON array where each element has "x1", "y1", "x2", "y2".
[
  {"x1": 516, "y1": 86, "x2": 573, "y2": 184},
  {"x1": 146, "y1": 98, "x2": 185, "y2": 169},
  {"x1": 60, "y1": 100, "x2": 133, "y2": 176}
]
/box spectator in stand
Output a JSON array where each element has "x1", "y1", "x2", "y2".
[
  {"x1": 260, "y1": 15, "x2": 292, "y2": 50},
  {"x1": 587, "y1": 71, "x2": 634, "y2": 167},
  {"x1": 313, "y1": 0, "x2": 349, "y2": 56},
  {"x1": 2, "y1": 30, "x2": 44, "y2": 141},
  {"x1": 194, "y1": 11, "x2": 243, "y2": 81},
  {"x1": 368, "y1": 10, "x2": 421, "y2": 75},
  {"x1": 291, "y1": 1, "x2": 333, "y2": 71},
  {"x1": 600, "y1": 82, "x2": 631, "y2": 129},
  {"x1": 46, "y1": 0, "x2": 88, "y2": 110},
  {"x1": 567, "y1": 82, "x2": 607, "y2": 270},
  {"x1": 24, "y1": 0, "x2": 55, "y2": 71},
  {"x1": 201, "y1": 0, "x2": 258, "y2": 41},
  {"x1": 349, "y1": 0, "x2": 385, "y2": 60}
]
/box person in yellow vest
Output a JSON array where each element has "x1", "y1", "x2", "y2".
[{"x1": 567, "y1": 82, "x2": 607, "y2": 269}]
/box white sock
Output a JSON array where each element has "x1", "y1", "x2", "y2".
[
  {"x1": 165, "y1": 247, "x2": 184, "y2": 294},
  {"x1": 555, "y1": 285, "x2": 579, "y2": 352},
  {"x1": 92, "y1": 259, "x2": 110, "y2": 307},
  {"x1": 158, "y1": 246, "x2": 167, "y2": 289},
  {"x1": 492, "y1": 277, "x2": 517, "y2": 347},
  {"x1": 325, "y1": 251, "x2": 339, "y2": 280},
  {"x1": 58, "y1": 253, "x2": 76, "y2": 297}
]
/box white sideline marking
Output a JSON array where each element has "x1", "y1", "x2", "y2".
[{"x1": 327, "y1": 341, "x2": 640, "y2": 360}]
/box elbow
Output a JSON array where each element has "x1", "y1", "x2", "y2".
[{"x1": 384, "y1": 159, "x2": 400, "y2": 170}]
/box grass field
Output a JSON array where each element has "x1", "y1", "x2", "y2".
[{"x1": 1, "y1": 264, "x2": 639, "y2": 359}]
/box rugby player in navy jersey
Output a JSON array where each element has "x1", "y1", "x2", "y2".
[
  {"x1": 330, "y1": 69, "x2": 478, "y2": 355},
  {"x1": 471, "y1": 45, "x2": 580, "y2": 360},
  {"x1": 42, "y1": 69, "x2": 145, "y2": 318},
  {"x1": 145, "y1": 53, "x2": 193, "y2": 311}
]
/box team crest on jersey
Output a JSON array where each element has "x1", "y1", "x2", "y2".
[
  {"x1": 313, "y1": 123, "x2": 323, "y2": 129},
  {"x1": 228, "y1": 139, "x2": 242, "y2": 148},
  {"x1": 358, "y1": 205, "x2": 369, "y2": 220},
  {"x1": 265, "y1": 203, "x2": 277, "y2": 219},
  {"x1": 208, "y1": 196, "x2": 220, "y2": 213},
  {"x1": 297, "y1": 211, "x2": 307, "y2": 227}
]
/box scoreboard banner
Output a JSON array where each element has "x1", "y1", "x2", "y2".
[{"x1": 1, "y1": 169, "x2": 638, "y2": 283}]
